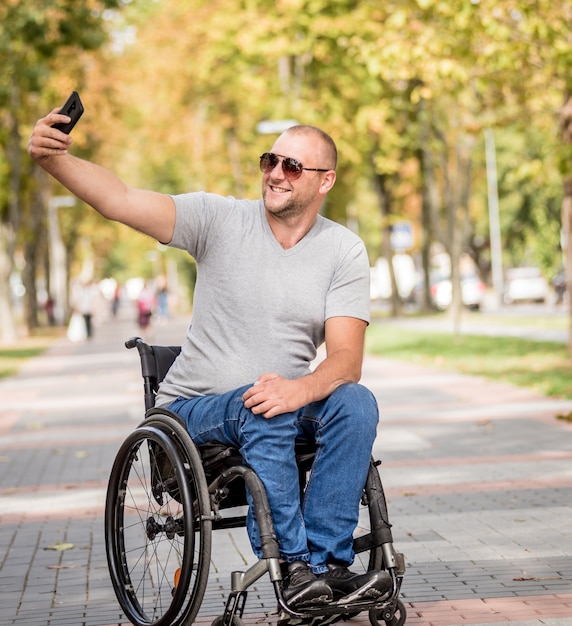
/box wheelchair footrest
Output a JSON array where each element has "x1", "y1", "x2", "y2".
[{"x1": 394, "y1": 552, "x2": 406, "y2": 575}]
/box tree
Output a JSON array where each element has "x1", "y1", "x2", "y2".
[
  {"x1": 6, "y1": 0, "x2": 569, "y2": 347},
  {"x1": 0, "y1": 0, "x2": 124, "y2": 342}
]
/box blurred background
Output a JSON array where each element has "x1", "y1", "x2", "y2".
[{"x1": 1, "y1": 0, "x2": 571, "y2": 353}]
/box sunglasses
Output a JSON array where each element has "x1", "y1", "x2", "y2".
[{"x1": 259, "y1": 152, "x2": 330, "y2": 181}]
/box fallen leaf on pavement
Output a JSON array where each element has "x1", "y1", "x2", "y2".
[{"x1": 45, "y1": 542, "x2": 75, "y2": 552}]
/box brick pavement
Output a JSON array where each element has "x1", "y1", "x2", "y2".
[{"x1": 0, "y1": 311, "x2": 571, "y2": 625}]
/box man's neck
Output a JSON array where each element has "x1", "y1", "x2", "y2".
[{"x1": 266, "y1": 212, "x2": 317, "y2": 249}]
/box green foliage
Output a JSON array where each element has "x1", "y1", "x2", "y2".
[
  {"x1": 3, "y1": 0, "x2": 572, "y2": 337},
  {"x1": 0, "y1": 0, "x2": 124, "y2": 101},
  {"x1": 471, "y1": 126, "x2": 564, "y2": 277}
]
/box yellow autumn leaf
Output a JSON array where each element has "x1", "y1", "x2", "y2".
[{"x1": 45, "y1": 542, "x2": 75, "y2": 552}]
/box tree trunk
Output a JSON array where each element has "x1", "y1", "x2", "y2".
[
  {"x1": 0, "y1": 84, "x2": 22, "y2": 344},
  {"x1": 373, "y1": 171, "x2": 401, "y2": 317},
  {"x1": 420, "y1": 184, "x2": 433, "y2": 313},
  {"x1": 0, "y1": 224, "x2": 18, "y2": 344},
  {"x1": 560, "y1": 94, "x2": 572, "y2": 358},
  {"x1": 22, "y1": 167, "x2": 49, "y2": 330},
  {"x1": 563, "y1": 179, "x2": 572, "y2": 357},
  {"x1": 418, "y1": 97, "x2": 438, "y2": 313}
]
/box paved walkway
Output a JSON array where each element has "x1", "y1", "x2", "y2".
[{"x1": 1, "y1": 311, "x2": 571, "y2": 625}]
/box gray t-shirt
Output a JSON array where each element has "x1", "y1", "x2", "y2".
[{"x1": 155, "y1": 192, "x2": 370, "y2": 406}]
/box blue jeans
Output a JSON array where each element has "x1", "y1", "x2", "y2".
[{"x1": 168, "y1": 382, "x2": 378, "y2": 574}]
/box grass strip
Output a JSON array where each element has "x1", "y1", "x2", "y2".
[
  {"x1": 366, "y1": 323, "x2": 572, "y2": 400},
  {"x1": 0, "y1": 330, "x2": 63, "y2": 379},
  {"x1": 0, "y1": 346, "x2": 47, "y2": 379}
]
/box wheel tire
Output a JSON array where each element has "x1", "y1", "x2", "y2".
[{"x1": 105, "y1": 413, "x2": 212, "y2": 626}]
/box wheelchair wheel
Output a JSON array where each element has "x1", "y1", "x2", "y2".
[{"x1": 105, "y1": 413, "x2": 212, "y2": 626}]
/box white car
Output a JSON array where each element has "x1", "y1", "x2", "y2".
[
  {"x1": 431, "y1": 275, "x2": 486, "y2": 311},
  {"x1": 504, "y1": 267, "x2": 548, "y2": 304}
]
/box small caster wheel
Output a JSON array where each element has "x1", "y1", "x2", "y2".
[{"x1": 369, "y1": 598, "x2": 407, "y2": 626}]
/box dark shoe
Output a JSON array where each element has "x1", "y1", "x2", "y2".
[
  {"x1": 282, "y1": 561, "x2": 333, "y2": 609},
  {"x1": 320, "y1": 564, "x2": 392, "y2": 603}
]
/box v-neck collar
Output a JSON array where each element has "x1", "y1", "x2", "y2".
[{"x1": 258, "y1": 202, "x2": 320, "y2": 256}]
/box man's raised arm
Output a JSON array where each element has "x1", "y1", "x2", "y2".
[{"x1": 28, "y1": 107, "x2": 176, "y2": 244}]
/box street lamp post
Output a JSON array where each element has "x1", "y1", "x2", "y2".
[{"x1": 48, "y1": 196, "x2": 75, "y2": 325}]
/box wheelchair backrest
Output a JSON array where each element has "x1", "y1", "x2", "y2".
[
  {"x1": 126, "y1": 337, "x2": 181, "y2": 411},
  {"x1": 152, "y1": 345, "x2": 182, "y2": 386}
]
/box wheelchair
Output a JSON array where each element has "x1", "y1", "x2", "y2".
[{"x1": 105, "y1": 337, "x2": 406, "y2": 626}]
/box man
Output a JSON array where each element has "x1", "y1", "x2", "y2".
[{"x1": 28, "y1": 107, "x2": 391, "y2": 610}]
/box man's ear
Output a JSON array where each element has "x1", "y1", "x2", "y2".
[{"x1": 319, "y1": 170, "x2": 336, "y2": 195}]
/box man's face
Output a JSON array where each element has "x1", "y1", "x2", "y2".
[{"x1": 261, "y1": 132, "x2": 328, "y2": 220}]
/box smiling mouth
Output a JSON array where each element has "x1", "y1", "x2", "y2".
[{"x1": 270, "y1": 185, "x2": 290, "y2": 194}]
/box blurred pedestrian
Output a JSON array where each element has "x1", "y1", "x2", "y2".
[
  {"x1": 136, "y1": 282, "x2": 156, "y2": 338},
  {"x1": 44, "y1": 295, "x2": 55, "y2": 326},
  {"x1": 156, "y1": 275, "x2": 169, "y2": 321},
  {"x1": 74, "y1": 279, "x2": 99, "y2": 339},
  {"x1": 111, "y1": 283, "x2": 121, "y2": 317},
  {"x1": 552, "y1": 270, "x2": 567, "y2": 305}
]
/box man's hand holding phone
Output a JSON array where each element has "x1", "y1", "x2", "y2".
[
  {"x1": 52, "y1": 91, "x2": 84, "y2": 134},
  {"x1": 28, "y1": 91, "x2": 84, "y2": 160}
]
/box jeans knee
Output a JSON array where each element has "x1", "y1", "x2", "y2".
[
  {"x1": 326, "y1": 383, "x2": 379, "y2": 436},
  {"x1": 335, "y1": 382, "x2": 377, "y2": 414}
]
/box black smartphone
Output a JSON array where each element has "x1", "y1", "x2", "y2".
[{"x1": 52, "y1": 91, "x2": 84, "y2": 134}]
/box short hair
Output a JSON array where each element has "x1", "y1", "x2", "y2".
[{"x1": 284, "y1": 125, "x2": 337, "y2": 171}]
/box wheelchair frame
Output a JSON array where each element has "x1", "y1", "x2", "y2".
[{"x1": 104, "y1": 337, "x2": 406, "y2": 626}]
